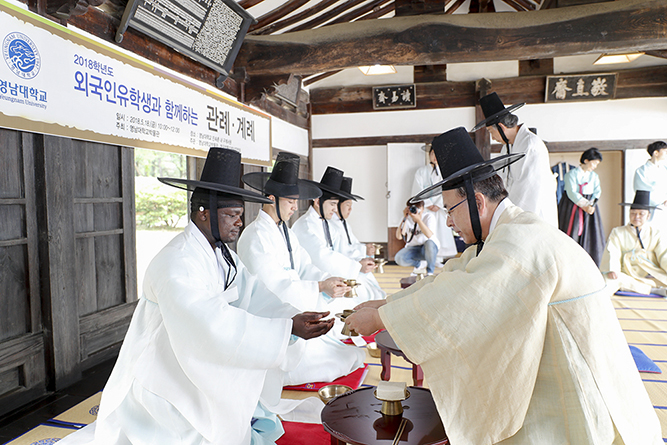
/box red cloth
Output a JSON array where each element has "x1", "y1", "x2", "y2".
[
  {"x1": 276, "y1": 421, "x2": 331, "y2": 445},
  {"x1": 283, "y1": 364, "x2": 369, "y2": 391},
  {"x1": 341, "y1": 332, "x2": 378, "y2": 345}
]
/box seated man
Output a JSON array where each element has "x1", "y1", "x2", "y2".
[
  {"x1": 330, "y1": 177, "x2": 375, "y2": 260},
  {"x1": 238, "y1": 152, "x2": 365, "y2": 385},
  {"x1": 58, "y1": 148, "x2": 333, "y2": 445},
  {"x1": 601, "y1": 190, "x2": 667, "y2": 296},
  {"x1": 394, "y1": 199, "x2": 440, "y2": 276},
  {"x1": 345, "y1": 127, "x2": 661, "y2": 445},
  {"x1": 330, "y1": 177, "x2": 387, "y2": 296},
  {"x1": 292, "y1": 167, "x2": 385, "y2": 302}
]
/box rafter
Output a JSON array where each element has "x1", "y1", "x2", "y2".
[
  {"x1": 249, "y1": 0, "x2": 311, "y2": 32},
  {"x1": 356, "y1": 1, "x2": 395, "y2": 20},
  {"x1": 252, "y1": 0, "x2": 341, "y2": 35},
  {"x1": 327, "y1": 0, "x2": 393, "y2": 25},
  {"x1": 239, "y1": 0, "x2": 267, "y2": 10},
  {"x1": 289, "y1": 0, "x2": 368, "y2": 31},
  {"x1": 445, "y1": 0, "x2": 467, "y2": 14},
  {"x1": 235, "y1": 0, "x2": 667, "y2": 77}
]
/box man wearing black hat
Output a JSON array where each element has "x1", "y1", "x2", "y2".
[
  {"x1": 292, "y1": 167, "x2": 385, "y2": 302},
  {"x1": 601, "y1": 190, "x2": 667, "y2": 296},
  {"x1": 59, "y1": 148, "x2": 334, "y2": 445},
  {"x1": 634, "y1": 140, "x2": 667, "y2": 230},
  {"x1": 473, "y1": 92, "x2": 558, "y2": 227},
  {"x1": 238, "y1": 152, "x2": 365, "y2": 385},
  {"x1": 330, "y1": 177, "x2": 375, "y2": 259},
  {"x1": 345, "y1": 128, "x2": 661, "y2": 445}
]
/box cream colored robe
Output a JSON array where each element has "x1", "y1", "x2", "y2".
[
  {"x1": 600, "y1": 223, "x2": 667, "y2": 294},
  {"x1": 380, "y1": 204, "x2": 661, "y2": 445}
]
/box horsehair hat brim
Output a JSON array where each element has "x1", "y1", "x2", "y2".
[
  {"x1": 158, "y1": 177, "x2": 273, "y2": 204},
  {"x1": 315, "y1": 167, "x2": 356, "y2": 201},
  {"x1": 340, "y1": 177, "x2": 364, "y2": 201},
  {"x1": 409, "y1": 153, "x2": 524, "y2": 203},
  {"x1": 242, "y1": 172, "x2": 322, "y2": 200},
  {"x1": 319, "y1": 186, "x2": 356, "y2": 202},
  {"x1": 471, "y1": 102, "x2": 525, "y2": 132},
  {"x1": 619, "y1": 190, "x2": 660, "y2": 211}
]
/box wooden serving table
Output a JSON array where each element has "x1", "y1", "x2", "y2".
[
  {"x1": 375, "y1": 330, "x2": 424, "y2": 387},
  {"x1": 321, "y1": 386, "x2": 448, "y2": 445}
]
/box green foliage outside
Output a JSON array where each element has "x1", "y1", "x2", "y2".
[{"x1": 135, "y1": 148, "x2": 187, "y2": 230}]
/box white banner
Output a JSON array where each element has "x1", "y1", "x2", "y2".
[{"x1": 0, "y1": 0, "x2": 271, "y2": 164}]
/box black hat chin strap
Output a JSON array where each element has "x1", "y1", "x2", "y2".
[
  {"x1": 275, "y1": 199, "x2": 295, "y2": 269},
  {"x1": 495, "y1": 123, "x2": 513, "y2": 183},
  {"x1": 634, "y1": 225, "x2": 645, "y2": 249},
  {"x1": 337, "y1": 201, "x2": 352, "y2": 245},
  {"x1": 209, "y1": 192, "x2": 237, "y2": 289},
  {"x1": 463, "y1": 175, "x2": 484, "y2": 256},
  {"x1": 319, "y1": 200, "x2": 333, "y2": 248}
]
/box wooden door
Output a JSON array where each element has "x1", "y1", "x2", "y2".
[{"x1": 0, "y1": 129, "x2": 46, "y2": 417}]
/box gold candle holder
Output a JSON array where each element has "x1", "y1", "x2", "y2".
[
  {"x1": 343, "y1": 279, "x2": 360, "y2": 297},
  {"x1": 374, "y1": 258, "x2": 387, "y2": 274},
  {"x1": 336, "y1": 310, "x2": 358, "y2": 336},
  {"x1": 374, "y1": 388, "x2": 410, "y2": 416}
]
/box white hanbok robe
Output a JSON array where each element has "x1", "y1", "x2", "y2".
[
  {"x1": 380, "y1": 202, "x2": 661, "y2": 445},
  {"x1": 330, "y1": 213, "x2": 367, "y2": 261},
  {"x1": 59, "y1": 221, "x2": 304, "y2": 445},
  {"x1": 601, "y1": 223, "x2": 667, "y2": 294},
  {"x1": 634, "y1": 160, "x2": 667, "y2": 230},
  {"x1": 292, "y1": 206, "x2": 385, "y2": 301},
  {"x1": 500, "y1": 125, "x2": 558, "y2": 227},
  {"x1": 330, "y1": 213, "x2": 386, "y2": 295},
  {"x1": 412, "y1": 164, "x2": 458, "y2": 257},
  {"x1": 237, "y1": 211, "x2": 365, "y2": 385}
]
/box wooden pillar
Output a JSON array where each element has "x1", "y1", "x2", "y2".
[
  {"x1": 35, "y1": 135, "x2": 81, "y2": 390},
  {"x1": 474, "y1": 78, "x2": 492, "y2": 160}
]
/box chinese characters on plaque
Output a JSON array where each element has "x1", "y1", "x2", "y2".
[
  {"x1": 372, "y1": 84, "x2": 416, "y2": 110},
  {"x1": 545, "y1": 74, "x2": 617, "y2": 103}
]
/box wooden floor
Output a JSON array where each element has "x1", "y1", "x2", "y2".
[
  {"x1": 0, "y1": 358, "x2": 115, "y2": 444},
  {"x1": 4, "y1": 264, "x2": 667, "y2": 443}
]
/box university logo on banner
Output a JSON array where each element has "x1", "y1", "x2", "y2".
[{"x1": 3, "y1": 31, "x2": 41, "y2": 79}]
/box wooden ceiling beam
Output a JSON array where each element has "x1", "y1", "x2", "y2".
[
  {"x1": 309, "y1": 65, "x2": 667, "y2": 114},
  {"x1": 646, "y1": 50, "x2": 667, "y2": 59},
  {"x1": 235, "y1": 0, "x2": 667, "y2": 77}
]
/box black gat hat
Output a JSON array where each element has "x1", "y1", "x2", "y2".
[
  {"x1": 472, "y1": 92, "x2": 525, "y2": 132},
  {"x1": 242, "y1": 152, "x2": 321, "y2": 200}
]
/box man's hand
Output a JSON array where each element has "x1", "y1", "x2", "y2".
[
  {"x1": 410, "y1": 209, "x2": 423, "y2": 222},
  {"x1": 319, "y1": 277, "x2": 350, "y2": 298},
  {"x1": 607, "y1": 271, "x2": 618, "y2": 280},
  {"x1": 366, "y1": 243, "x2": 375, "y2": 256},
  {"x1": 354, "y1": 299, "x2": 387, "y2": 311},
  {"x1": 345, "y1": 307, "x2": 384, "y2": 336},
  {"x1": 427, "y1": 205, "x2": 439, "y2": 212},
  {"x1": 292, "y1": 311, "x2": 334, "y2": 339},
  {"x1": 359, "y1": 257, "x2": 377, "y2": 274}
]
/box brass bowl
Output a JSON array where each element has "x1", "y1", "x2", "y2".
[
  {"x1": 318, "y1": 384, "x2": 353, "y2": 404},
  {"x1": 367, "y1": 342, "x2": 381, "y2": 358}
]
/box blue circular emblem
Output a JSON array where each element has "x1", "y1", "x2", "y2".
[
  {"x1": 3, "y1": 32, "x2": 41, "y2": 79},
  {"x1": 30, "y1": 439, "x2": 60, "y2": 445},
  {"x1": 89, "y1": 404, "x2": 99, "y2": 416}
]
